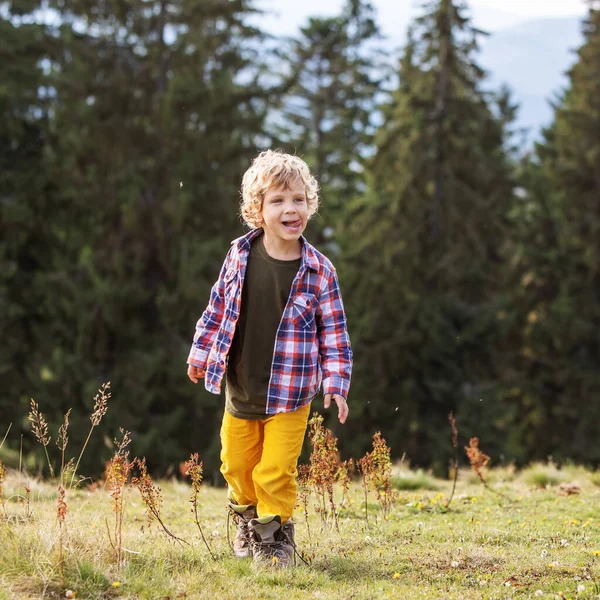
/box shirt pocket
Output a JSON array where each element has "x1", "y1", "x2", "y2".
[{"x1": 291, "y1": 293, "x2": 317, "y2": 330}]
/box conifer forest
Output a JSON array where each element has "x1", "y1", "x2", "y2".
[{"x1": 2, "y1": 0, "x2": 600, "y2": 480}]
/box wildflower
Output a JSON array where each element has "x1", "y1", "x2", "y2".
[
  {"x1": 577, "y1": 585, "x2": 585, "y2": 593},
  {"x1": 451, "y1": 561, "x2": 459, "y2": 568},
  {"x1": 112, "y1": 582, "x2": 121, "y2": 588},
  {"x1": 271, "y1": 556, "x2": 279, "y2": 565},
  {"x1": 393, "y1": 572, "x2": 401, "y2": 579},
  {"x1": 541, "y1": 549, "x2": 548, "y2": 558},
  {"x1": 593, "y1": 550, "x2": 600, "y2": 556},
  {"x1": 534, "y1": 591, "x2": 543, "y2": 597},
  {"x1": 484, "y1": 508, "x2": 490, "y2": 513}
]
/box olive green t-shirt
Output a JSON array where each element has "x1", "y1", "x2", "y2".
[{"x1": 225, "y1": 234, "x2": 301, "y2": 419}]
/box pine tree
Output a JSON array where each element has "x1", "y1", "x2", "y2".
[
  {"x1": 510, "y1": 2, "x2": 600, "y2": 463},
  {"x1": 271, "y1": 0, "x2": 387, "y2": 249},
  {"x1": 0, "y1": 1, "x2": 51, "y2": 439},
  {"x1": 8, "y1": 0, "x2": 273, "y2": 476},
  {"x1": 340, "y1": 0, "x2": 516, "y2": 471}
]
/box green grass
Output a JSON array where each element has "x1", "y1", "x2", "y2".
[
  {"x1": 1, "y1": 468, "x2": 600, "y2": 599},
  {"x1": 391, "y1": 468, "x2": 439, "y2": 491}
]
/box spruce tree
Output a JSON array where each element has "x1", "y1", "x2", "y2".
[
  {"x1": 0, "y1": 1, "x2": 51, "y2": 444},
  {"x1": 510, "y1": 2, "x2": 600, "y2": 463},
  {"x1": 9, "y1": 0, "x2": 273, "y2": 476},
  {"x1": 271, "y1": 0, "x2": 387, "y2": 249},
  {"x1": 340, "y1": 0, "x2": 516, "y2": 471}
]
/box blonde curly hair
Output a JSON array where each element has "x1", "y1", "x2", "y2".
[{"x1": 240, "y1": 149, "x2": 320, "y2": 229}]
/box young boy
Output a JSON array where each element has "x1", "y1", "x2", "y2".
[{"x1": 186, "y1": 150, "x2": 352, "y2": 567}]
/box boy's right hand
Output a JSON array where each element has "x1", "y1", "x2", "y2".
[{"x1": 187, "y1": 364, "x2": 205, "y2": 384}]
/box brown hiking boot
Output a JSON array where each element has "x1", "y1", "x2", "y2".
[
  {"x1": 228, "y1": 503, "x2": 257, "y2": 558},
  {"x1": 248, "y1": 515, "x2": 295, "y2": 568}
]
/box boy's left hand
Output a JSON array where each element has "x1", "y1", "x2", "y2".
[{"x1": 324, "y1": 394, "x2": 349, "y2": 424}]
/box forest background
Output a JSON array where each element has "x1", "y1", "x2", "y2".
[{"x1": 2, "y1": 0, "x2": 599, "y2": 483}]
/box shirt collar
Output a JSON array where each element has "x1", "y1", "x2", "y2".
[{"x1": 233, "y1": 228, "x2": 320, "y2": 272}]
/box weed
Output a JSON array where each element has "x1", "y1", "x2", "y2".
[
  {"x1": 306, "y1": 413, "x2": 340, "y2": 530},
  {"x1": 446, "y1": 412, "x2": 459, "y2": 508},
  {"x1": 105, "y1": 428, "x2": 132, "y2": 565},
  {"x1": 131, "y1": 457, "x2": 188, "y2": 546},
  {"x1": 28, "y1": 399, "x2": 54, "y2": 480},
  {"x1": 465, "y1": 437, "x2": 512, "y2": 502},
  {"x1": 70, "y1": 382, "x2": 110, "y2": 489},
  {"x1": 182, "y1": 453, "x2": 215, "y2": 559}
]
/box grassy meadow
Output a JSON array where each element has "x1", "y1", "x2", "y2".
[{"x1": 1, "y1": 461, "x2": 600, "y2": 599}]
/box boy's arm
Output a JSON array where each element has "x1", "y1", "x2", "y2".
[
  {"x1": 187, "y1": 249, "x2": 233, "y2": 371},
  {"x1": 316, "y1": 268, "x2": 353, "y2": 401}
]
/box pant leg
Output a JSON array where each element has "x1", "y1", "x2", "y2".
[
  {"x1": 252, "y1": 403, "x2": 311, "y2": 522},
  {"x1": 220, "y1": 411, "x2": 263, "y2": 506}
]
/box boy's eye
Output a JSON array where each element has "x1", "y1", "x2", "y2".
[{"x1": 295, "y1": 198, "x2": 305, "y2": 202}]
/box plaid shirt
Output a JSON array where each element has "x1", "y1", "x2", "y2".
[{"x1": 187, "y1": 228, "x2": 352, "y2": 414}]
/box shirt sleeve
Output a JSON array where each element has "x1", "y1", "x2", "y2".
[
  {"x1": 187, "y1": 249, "x2": 233, "y2": 370},
  {"x1": 315, "y1": 268, "x2": 353, "y2": 399}
]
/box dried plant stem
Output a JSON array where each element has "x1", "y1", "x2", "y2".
[
  {"x1": 446, "y1": 412, "x2": 459, "y2": 509},
  {"x1": 70, "y1": 383, "x2": 111, "y2": 489},
  {"x1": 183, "y1": 454, "x2": 215, "y2": 559},
  {"x1": 56, "y1": 485, "x2": 67, "y2": 585},
  {"x1": 69, "y1": 427, "x2": 94, "y2": 489},
  {"x1": 0, "y1": 423, "x2": 11, "y2": 450},
  {"x1": 132, "y1": 458, "x2": 189, "y2": 547}
]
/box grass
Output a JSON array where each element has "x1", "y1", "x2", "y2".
[{"x1": 1, "y1": 467, "x2": 600, "y2": 599}]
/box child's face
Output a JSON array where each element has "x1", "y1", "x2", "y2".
[{"x1": 260, "y1": 178, "x2": 308, "y2": 245}]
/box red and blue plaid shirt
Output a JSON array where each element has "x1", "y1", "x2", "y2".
[{"x1": 187, "y1": 228, "x2": 352, "y2": 414}]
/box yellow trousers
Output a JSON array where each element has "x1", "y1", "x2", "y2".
[{"x1": 219, "y1": 404, "x2": 311, "y2": 523}]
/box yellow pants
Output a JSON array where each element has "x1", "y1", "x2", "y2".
[{"x1": 220, "y1": 404, "x2": 311, "y2": 523}]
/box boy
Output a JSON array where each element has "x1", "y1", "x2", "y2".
[{"x1": 187, "y1": 150, "x2": 352, "y2": 568}]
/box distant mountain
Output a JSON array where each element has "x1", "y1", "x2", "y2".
[{"x1": 479, "y1": 17, "x2": 584, "y2": 141}]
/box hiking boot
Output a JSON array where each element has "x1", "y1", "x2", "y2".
[
  {"x1": 248, "y1": 515, "x2": 295, "y2": 568},
  {"x1": 228, "y1": 503, "x2": 257, "y2": 558}
]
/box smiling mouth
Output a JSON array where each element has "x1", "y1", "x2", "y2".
[{"x1": 282, "y1": 220, "x2": 302, "y2": 229}]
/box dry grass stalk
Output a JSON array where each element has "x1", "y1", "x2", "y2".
[
  {"x1": 105, "y1": 429, "x2": 132, "y2": 565},
  {"x1": 446, "y1": 411, "x2": 459, "y2": 509},
  {"x1": 297, "y1": 464, "x2": 312, "y2": 546},
  {"x1": 28, "y1": 399, "x2": 55, "y2": 480},
  {"x1": 57, "y1": 409, "x2": 72, "y2": 487},
  {"x1": 131, "y1": 457, "x2": 188, "y2": 546},
  {"x1": 182, "y1": 453, "x2": 215, "y2": 560},
  {"x1": 0, "y1": 460, "x2": 6, "y2": 516},
  {"x1": 357, "y1": 451, "x2": 374, "y2": 525},
  {"x1": 70, "y1": 382, "x2": 111, "y2": 488},
  {"x1": 56, "y1": 484, "x2": 67, "y2": 584}
]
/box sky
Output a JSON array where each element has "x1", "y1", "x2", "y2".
[{"x1": 255, "y1": 0, "x2": 589, "y2": 38}]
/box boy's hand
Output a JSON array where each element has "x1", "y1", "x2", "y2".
[
  {"x1": 324, "y1": 393, "x2": 349, "y2": 424},
  {"x1": 187, "y1": 364, "x2": 205, "y2": 384}
]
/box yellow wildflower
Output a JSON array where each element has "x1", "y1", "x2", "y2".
[{"x1": 393, "y1": 572, "x2": 401, "y2": 579}]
